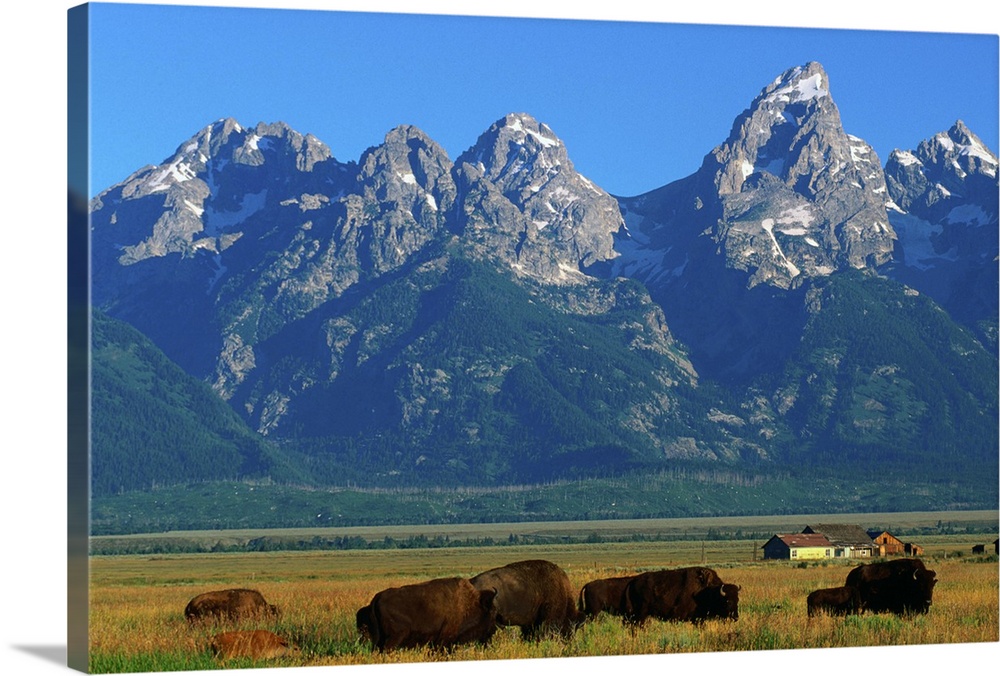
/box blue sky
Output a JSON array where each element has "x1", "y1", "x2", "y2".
[{"x1": 85, "y1": 1, "x2": 999, "y2": 198}]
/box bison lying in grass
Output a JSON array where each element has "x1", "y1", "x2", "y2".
[{"x1": 209, "y1": 630, "x2": 299, "y2": 660}]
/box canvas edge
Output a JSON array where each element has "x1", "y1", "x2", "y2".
[{"x1": 68, "y1": 3, "x2": 91, "y2": 673}]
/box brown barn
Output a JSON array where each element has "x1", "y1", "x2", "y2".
[
  {"x1": 904, "y1": 542, "x2": 924, "y2": 556},
  {"x1": 868, "y1": 531, "x2": 905, "y2": 556}
]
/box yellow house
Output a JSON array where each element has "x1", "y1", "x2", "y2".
[{"x1": 762, "y1": 533, "x2": 834, "y2": 560}]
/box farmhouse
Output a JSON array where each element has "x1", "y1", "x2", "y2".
[
  {"x1": 762, "y1": 533, "x2": 833, "y2": 560},
  {"x1": 802, "y1": 524, "x2": 878, "y2": 559}
]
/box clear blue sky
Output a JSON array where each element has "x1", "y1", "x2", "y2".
[{"x1": 86, "y1": 2, "x2": 999, "y2": 198}]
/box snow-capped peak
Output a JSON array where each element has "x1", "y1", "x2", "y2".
[
  {"x1": 503, "y1": 113, "x2": 561, "y2": 149},
  {"x1": 762, "y1": 62, "x2": 829, "y2": 106}
]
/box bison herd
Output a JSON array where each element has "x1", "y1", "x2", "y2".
[
  {"x1": 182, "y1": 557, "x2": 937, "y2": 660},
  {"x1": 356, "y1": 559, "x2": 741, "y2": 652},
  {"x1": 807, "y1": 558, "x2": 937, "y2": 617}
]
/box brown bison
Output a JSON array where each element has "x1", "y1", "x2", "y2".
[
  {"x1": 355, "y1": 603, "x2": 374, "y2": 643},
  {"x1": 578, "y1": 575, "x2": 636, "y2": 619},
  {"x1": 209, "y1": 630, "x2": 299, "y2": 660},
  {"x1": 845, "y1": 558, "x2": 937, "y2": 615},
  {"x1": 807, "y1": 586, "x2": 862, "y2": 617},
  {"x1": 622, "y1": 566, "x2": 740, "y2": 626},
  {"x1": 470, "y1": 559, "x2": 579, "y2": 640},
  {"x1": 184, "y1": 588, "x2": 279, "y2": 623},
  {"x1": 361, "y1": 577, "x2": 498, "y2": 652}
]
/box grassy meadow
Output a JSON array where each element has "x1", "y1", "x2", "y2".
[{"x1": 86, "y1": 521, "x2": 1000, "y2": 674}]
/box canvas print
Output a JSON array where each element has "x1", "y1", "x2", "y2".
[{"x1": 67, "y1": 1, "x2": 1000, "y2": 674}]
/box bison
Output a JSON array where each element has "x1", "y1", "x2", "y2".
[
  {"x1": 692, "y1": 582, "x2": 741, "y2": 622},
  {"x1": 622, "y1": 566, "x2": 739, "y2": 626},
  {"x1": 578, "y1": 575, "x2": 636, "y2": 619},
  {"x1": 470, "y1": 559, "x2": 578, "y2": 640},
  {"x1": 209, "y1": 630, "x2": 300, "y2": 660},
  {"x1": 361, "y1": 577, "x2": 498, "y2": 652},
  {"x1": 807, "y1": 586, "x2": 862, "y2": 617},
  {"x1": 184, "y1": 588, "x2": 279, "y2": 623},
  {"x1": 845, "y1": 558, "x2": 937, "y2": 615},
  {"x1": 356, "y1": 603, "x2": 375, "y2": 643}
]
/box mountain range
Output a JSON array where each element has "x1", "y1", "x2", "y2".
[{"x1": 88, "y1": 61, "x2": 998, "y2": 513}]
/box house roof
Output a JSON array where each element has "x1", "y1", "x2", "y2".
[
  {"x1": 803, "y1": 524, "x2": 875, "y2": 546},
  {"x1": 765, "y1": 533, "x2": 833, "y2": 549}
]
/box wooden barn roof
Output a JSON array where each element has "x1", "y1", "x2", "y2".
[
  {"x1": 766, "y1": 533, "x2": 833, "y2": 549},
  {"x1": 803, "y1": 524, "x2": 875, "y2": 546}
]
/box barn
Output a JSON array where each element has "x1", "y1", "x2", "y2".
[
  {"x1": 803, "y1": 524, "x2": 878, "y2": 559},
  {"x1": 868, "y1": 530, "x2": 905, "y2": 556},
  {"x1": 762, "y1": 533, "x2": 833, "y2": 561}
]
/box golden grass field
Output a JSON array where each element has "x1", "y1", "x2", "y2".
[{"x1": 86, "y1": 533, "x2": 999, "y2": 673}]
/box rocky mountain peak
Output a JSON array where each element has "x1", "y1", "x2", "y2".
[
  {"x1": 457, "y1": 112, "x2": 569, "y2": 201},
  {"x1": 455, "y1": 112, "x2": 624, "y2": 276},
  {"x1": 882, "y1": 121, "x2": 998, "y2": 335},
  {"x1": 693, "y1": 61, "x2": 895, "y2": 286},
  {"x1": 886, "y1": 119, "x2": 998, "y2": 214},
  {"x1": 357, "y1": 124, "x2": 456, "y2": 215}
]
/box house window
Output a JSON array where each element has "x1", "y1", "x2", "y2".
[
  {"x1": 791, "y1": 550, "x2": 797, "y2": 558},
  {"x1": 825, "y1": 549, "x2": 831, "y2": 557}
]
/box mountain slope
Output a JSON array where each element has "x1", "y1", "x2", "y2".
[{"x1": 91, "y1": 311, "x2": 301, "y2": 496}]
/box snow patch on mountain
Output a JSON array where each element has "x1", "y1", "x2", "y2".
[
  {"x1": 205, "y1": 189, "x2": 268, "y2": 235},
  {"x1": 766, "y1": 69, "x2": 827, "y2": 103},
  {"x1": 888, "y1": 210, "x2": 954, "y2": 270},
  {"x1": 945, "y1": 203, "x2": 992, "y2": 226}
]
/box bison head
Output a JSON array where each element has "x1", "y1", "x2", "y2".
[
  {"x1": 911, "y1": 569, "x2": 937, "y2": 613},
  {"x1": 719, "y1": 584, "x2": 740, "y2": 620},
  {"x1": 694, "y1": 583, "x2": 740, "y2": 621}
]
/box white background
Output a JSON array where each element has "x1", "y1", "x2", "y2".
[{"x1": 2, "y1": 1, "x2": 997, "y2": 675}]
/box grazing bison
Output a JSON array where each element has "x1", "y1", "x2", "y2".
[
  {"x1": 692, "y1": 582, "x2": 741, "y2": 621},
  {"x1": 845, "y1": 558, "x2": 937, "y2": 615},
  {"x1": 470, "y1": 559, "x2": 579, "y2": 640},
  {"x1": 184, "y1": 588, "x2": 279, "y2": 623},
  {"x1": 362, "y1": 577, "x2": 498, "y2": 652},
  {"x1": 578, "y1": 575, "x2": 636, "y2": 619},
  {"x1": 807, "y1": 586, "x2": 861, "y2": 617},
  {"x1": 622, "y1": 566, "x2": 739, "y2": 626},
  {"x1": 209, "y1": 630, "x2": 299, "y2": 660}
]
